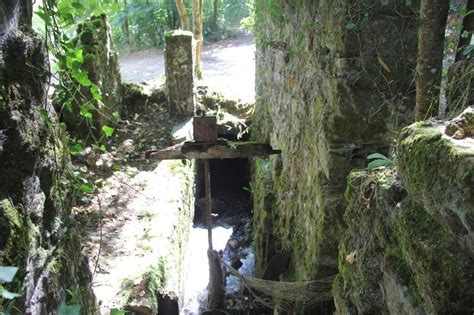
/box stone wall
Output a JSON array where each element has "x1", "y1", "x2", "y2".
[
  {"x1": 252, "y1": 0, "x2": 418, "y2": 287},
  {"x1": 334, "y1": 113, "x2": 474, "y2": 314},
  {"x1": 0, "y1": 27, "x2": 96, "y2": 313},
  {"x1": 122, "y1": 159, "x2": 195, "y2": 315}
]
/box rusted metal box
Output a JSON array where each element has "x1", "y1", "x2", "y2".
[{"x1": 193, "y1": 116, "x2": 217, "y2": 142}]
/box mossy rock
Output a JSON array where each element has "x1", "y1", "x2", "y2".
[
  {"x1": 397, "y1": 120, "x2": 474, "y2": 254},
  {"x1": 123, "y1": 261, "x2": 167, "y2": 314},
  {"x1": 335, "y1": 168, "x2": 474, "y2": 314},
  {"x1": 395, "y1": 197, "x2": 474, "y2": 313},
  {"x1": 0, "y1": 195, "x2": 28, "y2": 267}
]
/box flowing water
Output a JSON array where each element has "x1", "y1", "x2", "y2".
[
  {"x1": 180, "y1": 215, "x2": 256, "y2": 314},
  {"x1": 180, "y1": 226, "x2": 234, "y2": 314}
]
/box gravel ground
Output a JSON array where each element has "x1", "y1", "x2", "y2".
[{"x1": 118, "y1": 32, "x2": 256, "y2": 103}]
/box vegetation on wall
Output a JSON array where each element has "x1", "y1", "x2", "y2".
[
  {"x1": 250, "y1": 0, "x2": 472, "y2": 313},
  {"x1": 2, "y1": 0, "x2": 472, "y2": 313}
]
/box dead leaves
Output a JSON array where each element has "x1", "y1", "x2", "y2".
[
  {"x1": 345, "y1": 250, "x2": 357, "y2": 264},
  {"x1": 377, "y1": 55, "x2": 391, "y2": 73},
  {"x1": 289, "y1": 74, "x2": 297, "y2": 88}
]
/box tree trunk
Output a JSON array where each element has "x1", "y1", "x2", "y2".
[
  {"x1": 415, "y1": 0, "x2": 450, "y2": 121},
  {"x1": 0, "y1": 0, "x2": 32, "y2": 29},
  {"x1": 455, "y1": 0, "x2": 474, "y2": 61},
  {"x1": 175, "y1": 0, "x2": 191, "y2": 30},
  {"x1": 122, "y1": 0, "x2": 133, "y2": 47},
  {"x1": 20, "y1": 0, "x2": 32, "y2": 27},
  {"x1": 192, "y1": 0, "x2": 203, "y2": 78},
  {"x1": 212, "y1": 0, "x2": 219, "y2": 32}
]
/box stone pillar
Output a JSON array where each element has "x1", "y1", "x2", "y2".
[{"x1": 165, "y1": 30, "x2": 196, "y2": 117}]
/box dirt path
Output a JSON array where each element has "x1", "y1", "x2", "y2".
[{"x1": 119, "y1": 32, "x2": 256, "y2": 103}]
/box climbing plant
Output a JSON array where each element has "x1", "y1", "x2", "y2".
[
  {"x1": 37, "y1": 1, "x2": 119, "y2": 142},
  {"x1": 34, "y1": 0, "x2": 123, "y2": 198}
]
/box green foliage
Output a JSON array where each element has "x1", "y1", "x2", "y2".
[
  {"x1": 110, "y1": 0, "x2": 179, "y2": 51},
  {"x1": 367, "y1": 153, "x2": 394, "y2": 169},
  {"x1": 37, "y1": 1, "x2": 119, "y2": 146},
  {"x1": 36, "y1": 0, "x2": 253, "y2": 51},
  {"x1": 108, "y1": 0, "x2": 253, "y2": 51},
  {"x1": 0, "y1": 266, "x2": 21, "y2": 311},
  {"x1": 58, "y1": 304, "x2": 81, "y2": 315},
  {"x1": 101, "y1": 125, "x2": 115, "y2": 137}
]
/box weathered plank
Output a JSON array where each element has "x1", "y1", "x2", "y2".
[{"x1": 145, "y1": 141, "x2": 281, "y2": 160}]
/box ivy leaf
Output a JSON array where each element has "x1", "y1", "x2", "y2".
[
  {"x1": 91, "y1": 84, "x2": 102, "y2": 101},
  {"x1": 102, "y1": 125, "x2": 115, "y2": 137},
  {"x1": 92, "y1": 143, "x2": 107, "y2": 152},
  {"x1": 0, "y1": 266, "x2": 18, "y2": 283},
  {"x1": 58, "y1": 304, "x2": 81, "y2": 315},
  {"x1": 75, "y1": 72, "x2": 92, "y2": 86},
  {"x1": 78, "y1": 182, "x2": 94, "y2": 193},
  {"x1": 66, "y1": 49, "x2": 83, "y2": 69},
  {"x1": 75, "y1": 49, "x2": 84, "y2": 63},
  {"x1": 69, "y1": 142, "x2": 85, "y2": 156},
  {"x1": 71, "y1": 69, "x2": 92, "y2": 87},
  {"x1": 0, "y1": 286, "x2": 22, "y2": 299},
  {"x1": 79, "y1": 103, "x2": 95, "y2": 119},
  {"x1": 64, "y1": 100, "x2": 73, "y2": 113},
  {"x1": 35, "y1": 10, "x2": 52, "y2": 26},
  {"x1": 111, "y1": 309, "x2": 126, "y2": 315},
  {"x1": 112, "y1": 111, "x2": 120, "y2": 118},
  {"x1": 57, "y1": 1, "x2": 76, "y2": 15}
]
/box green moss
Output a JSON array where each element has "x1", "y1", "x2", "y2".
[
  {"x1": 337, "y1": 167, "x2": 474, "y2": 313},
  {"x1": 394, "y1": 198, "x2": 474, "y2": 313},
  {"x1": 251, "y1": 157, "x2": 275, "y2": 276},
  {"x1": 0, "y1": 196, "x2": 28, "y2": 266},
  {"x1": 397, "y1": 122, "x2": 474, "y2": 239}
]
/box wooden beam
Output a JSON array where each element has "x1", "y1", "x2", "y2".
[{"x1": 145, "y1": 141, "x2": 281, "y2": 160}]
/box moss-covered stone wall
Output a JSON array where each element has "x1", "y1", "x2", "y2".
[
  {"x1": 252, "y1": 0, "x2": 418, "y2": 285},
  {"x1": 334, "y1": 116, "x2": 474, "y2": 313},
  {"x1": 0, "y1": 27, "x2": 96, "y2": 313}
]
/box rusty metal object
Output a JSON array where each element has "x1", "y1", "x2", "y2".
[
  {"x1": 204, "y1": 159, "x2": 213, "y2": 250},
  {"x1": 193, "y1": 116, "x2": 217, "y2": 142},
  {"x1": 146, "y1": 142, "x2": 281, "y2": 160}
]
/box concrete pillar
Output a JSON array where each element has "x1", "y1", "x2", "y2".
[{"x1": 165, "y1": 30, "x2": 196, "y2": 117}]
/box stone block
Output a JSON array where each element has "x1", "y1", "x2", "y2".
[{"x1": 165, "y1": 30, "x2": 196, "y2": 117}]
